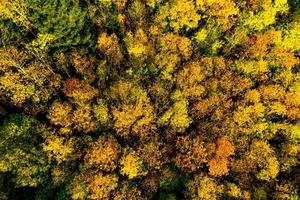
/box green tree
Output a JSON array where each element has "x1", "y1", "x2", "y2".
[
  {"x1": 0, "y1": 114, "x2": 50, "y2": 187},
  {"x1": 27, "y1": 0, "x2": 95, "y2": 48}
]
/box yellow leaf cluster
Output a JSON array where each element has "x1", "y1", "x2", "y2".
[
  {"x1": 48, "y1": 101, "x2": 100, "y2": 134},
  {"x1": 145, "y1": 0, "x2": 162, "y2": 8},
  {"x1": 43, "y1": 136, "x2": 74, "y2": 164},
  {"x1": 158, "y1": 90, "x2": 192, "y2": 132},
  {"x1": 243, "y1": 2, "x2": 287, "y2": 31},
  {"x1": 71, "y1": 50, "x2": 96, "y2": 82},
  {"x1": 47, "y1": 101, "x2": 73, "y2": 135},
  {"x1": 113, "y1": 182, "x2": 144, "y2": 200},
  {"x1": 187, "y1": 174, "x2": 224, "y2": 200},
  {"x1": 73, "y1": 105, "x2": 98, "y2": 133},
  {"x1": 84, "y1": 136, "x2": 120, "y2": 171},
  {"x1": 196, "y1": 0, "x2": 239, "y2": 30},
  {"x1": 97, "y1": 33, "x2": 123, "y2": 64},
  {"x1": 274, "y1": 183, "x2": 298, "y2": 200},
  {"x1": 89, "y1": 173, "x2": 119, "y2": 199},
  {"x1": 0, "y1": 0, "x2": 31, "y2": 29},
  {"x1": 110, "y1": 80, "x2": 156, "y2": 139},
  {"x1": 124, "y1": 28, "x2": 153, "y2": 60},
  {"x1": 139, "y1": 142, "x2": 169, "y2": 171},
  {"x1": 120, "y1": 150, "x2": 147, "y2": 179},
  {"x1": 93, "y1": 99, "x2": 110, "y2": 126},
  {"x1": 234, "y1": 140, "x2": 280, "y2": 181},
  {"x1": 156, "y1": 0, "x2": 200, "y2": 32},
  {"x1": 281, "y1": 21, "x2": 300, "y2": 51},
  {"x1": 226, "y1": 183, "x2": 243, "y2": 198},
  {"x1": 176, "y1": 61, "x2": 205, "y2": 100},
  {"x1": 155, "y1": 33, "x2": 192, "y2": 80}
]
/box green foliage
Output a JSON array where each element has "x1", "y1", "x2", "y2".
[
  {"x1": 157, "y1": 167, "x2": 190, "y2": 200},
  {"x1": 288, "y1": 0, "x2": 300, "y2": 13},
  {"x1": 0, "y1": 18, "x2": 24, "y2": 45},
  {"x1": 26, "y1": 0, "x2": 95, "y2": 48},
  {"x1": 0, "y1": 114, "x2": 50, "y2": 187}
]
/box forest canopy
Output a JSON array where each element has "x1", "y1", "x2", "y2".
[{"x1": 0, "y1": 0, "x2": 300, "y2": 199}]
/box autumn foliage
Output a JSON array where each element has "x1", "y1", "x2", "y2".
[{"x1": 0, "y1": 0, "x2": 299, "y2": 199}]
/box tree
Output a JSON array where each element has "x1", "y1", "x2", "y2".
[
  {"x1": 109, "y1": 80, "x2": 157, "y2": 140},
  {"x1": 93, "y1": 99, "x2": 110, "y2": 127},
  {"x1": 0, "y1": 0, "x2": 31, "y2": 30},
  {"x1": 84, "y1": 136, "x2": 121, "y2": 171},
  {"x1": 186, "y1": 174, "x2": 224, "y2": 200},
  {"x1": 47, "y1": 101, "x2": 73, "y2": 135},
  {"x1": 27, "y1": 0, "x2": 95, "y2": 48},
  {"x1": 97, "y1": 32, "x2": 123, "y2": 65},
  {"x1": 89, "y1": 173, "x2": 119, "y2": 199},
  {"x1": 63, "y1": 78, "x2": 98, "y2": 105},
  {"x1": 195, "y1": 0, "x2": 239, "y2": 31},
  {"x1": 139, "y1": 141, "x2": 170, "y2": 171},
  {"x1": 120, "y1": 149, "x2": 147, "y2": 179},
  {"x1": 0, "y1": 46, "x2": 61, "y2": 109},
  {"x1": 0, "y1": 114, "x2": 50, "y2": 187},
  {"x1": 175, "y1": 135, "x2": 207, "y2": 172},
  {"x1": 155, "y1": 0, "x2": 200, "y2": 32},
  {"x1": 208, "y1": 137, "x2": 235, "y2": 177},
  {"x1": 158, "y1": 90, "x2": 192, "y2": 133},
  {"x1": 70, "y1": 49, "x2": 97, "y2": 83},
  {"x1": 72, "y1": 104, "x2": 98, "y2": 133},
  {"x1": 154, "y1": 33, "x2": 192, "y2": 80},
  {"x1": 113, "y1": 181, "x2": 144, "y2": 200},
  {"x1": 242, "y1": 0, "x2": 288, "y2": 31},
  {"x1": 42, "y1": 135, "x2": 75, "y2": 164},
  {"x1": 233, "y1": 140, "x2": 280, "y2": 181},
  {"x1": 176, "y1": 60, "x2": 205, "y2": 100},
  {"x1": 124, "y1": 28, "x2": 154, "y2": 63}
]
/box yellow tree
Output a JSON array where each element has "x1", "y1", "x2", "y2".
[
  {"x1": 158, "y1": 90, "x2": 192, "y2": 133},
  {"x1": 233, "y1": 140, "x2": 280, "y2": 181},
  {"x1": 113, "y1": 182, "x2": 144, "y2": 200},
  {"x1": 139, "y1": 141, "x2": 170, "y2": 171},
  {"x1": 42, "y1": 135, "x2": 75, "y2": 164},
  {"x1": 155, "y1": 0, "x2": 200, "y2": 32},
  {"x1": 0, "y1": 0, "x2": 31, "y2": 29},
  {"x1": 97, "y1": 32, "x2": 123, "y2": 65},
  {"x1": 176, "y1": 60, "x2": 206, "y2": 100},
  {"x1": 84, "y1": 136, "x2": 121, "y2": 172},
  {"x1": 195, "y1": 0, "x2": 239, "y2": 31},
  {"x1": 175, "y1": 135, "x2": 207, "y2": 172},
  {"x1": 120, "y1": 149, "x2": 147, "y2": 179},
  {"x1": 124, "y1": 28, "x2": 154, "y2": 64},
  {"x1": 154, "y1": 33, "x2": 192, "y2": 80},
  {"x1": 63, "y1": 78, "x2": 98, "y2": 105},
  {"x1": 186, "y1": 173, "x2": 224, "y2": 200},
  {"x1": 89, "y1": 173, "x2": 119, "y2": 199},
  {"x1": 109, "y1": 80, "x2": 157, "y2": 140},
  {"x1": 0, "y1": 46, "x2": 61, "y2": 109},
  {"x1": 70, "y1": 49, "x2": 97, "y2": 83},
  {"x1": 47, "y1": 101, "x2": 73, "y2": 135}
]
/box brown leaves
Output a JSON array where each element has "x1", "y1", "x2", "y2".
[
  {"x1": 63, "y1": 78, "x2": 98, "y2": 104},
  {"x1": 175, "y1": 136, "x2": 207, "y2": 172}
]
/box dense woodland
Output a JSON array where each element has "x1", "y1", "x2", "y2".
[{"x1": 0, "y1": 0, "x2": 300, "y2": 199}]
